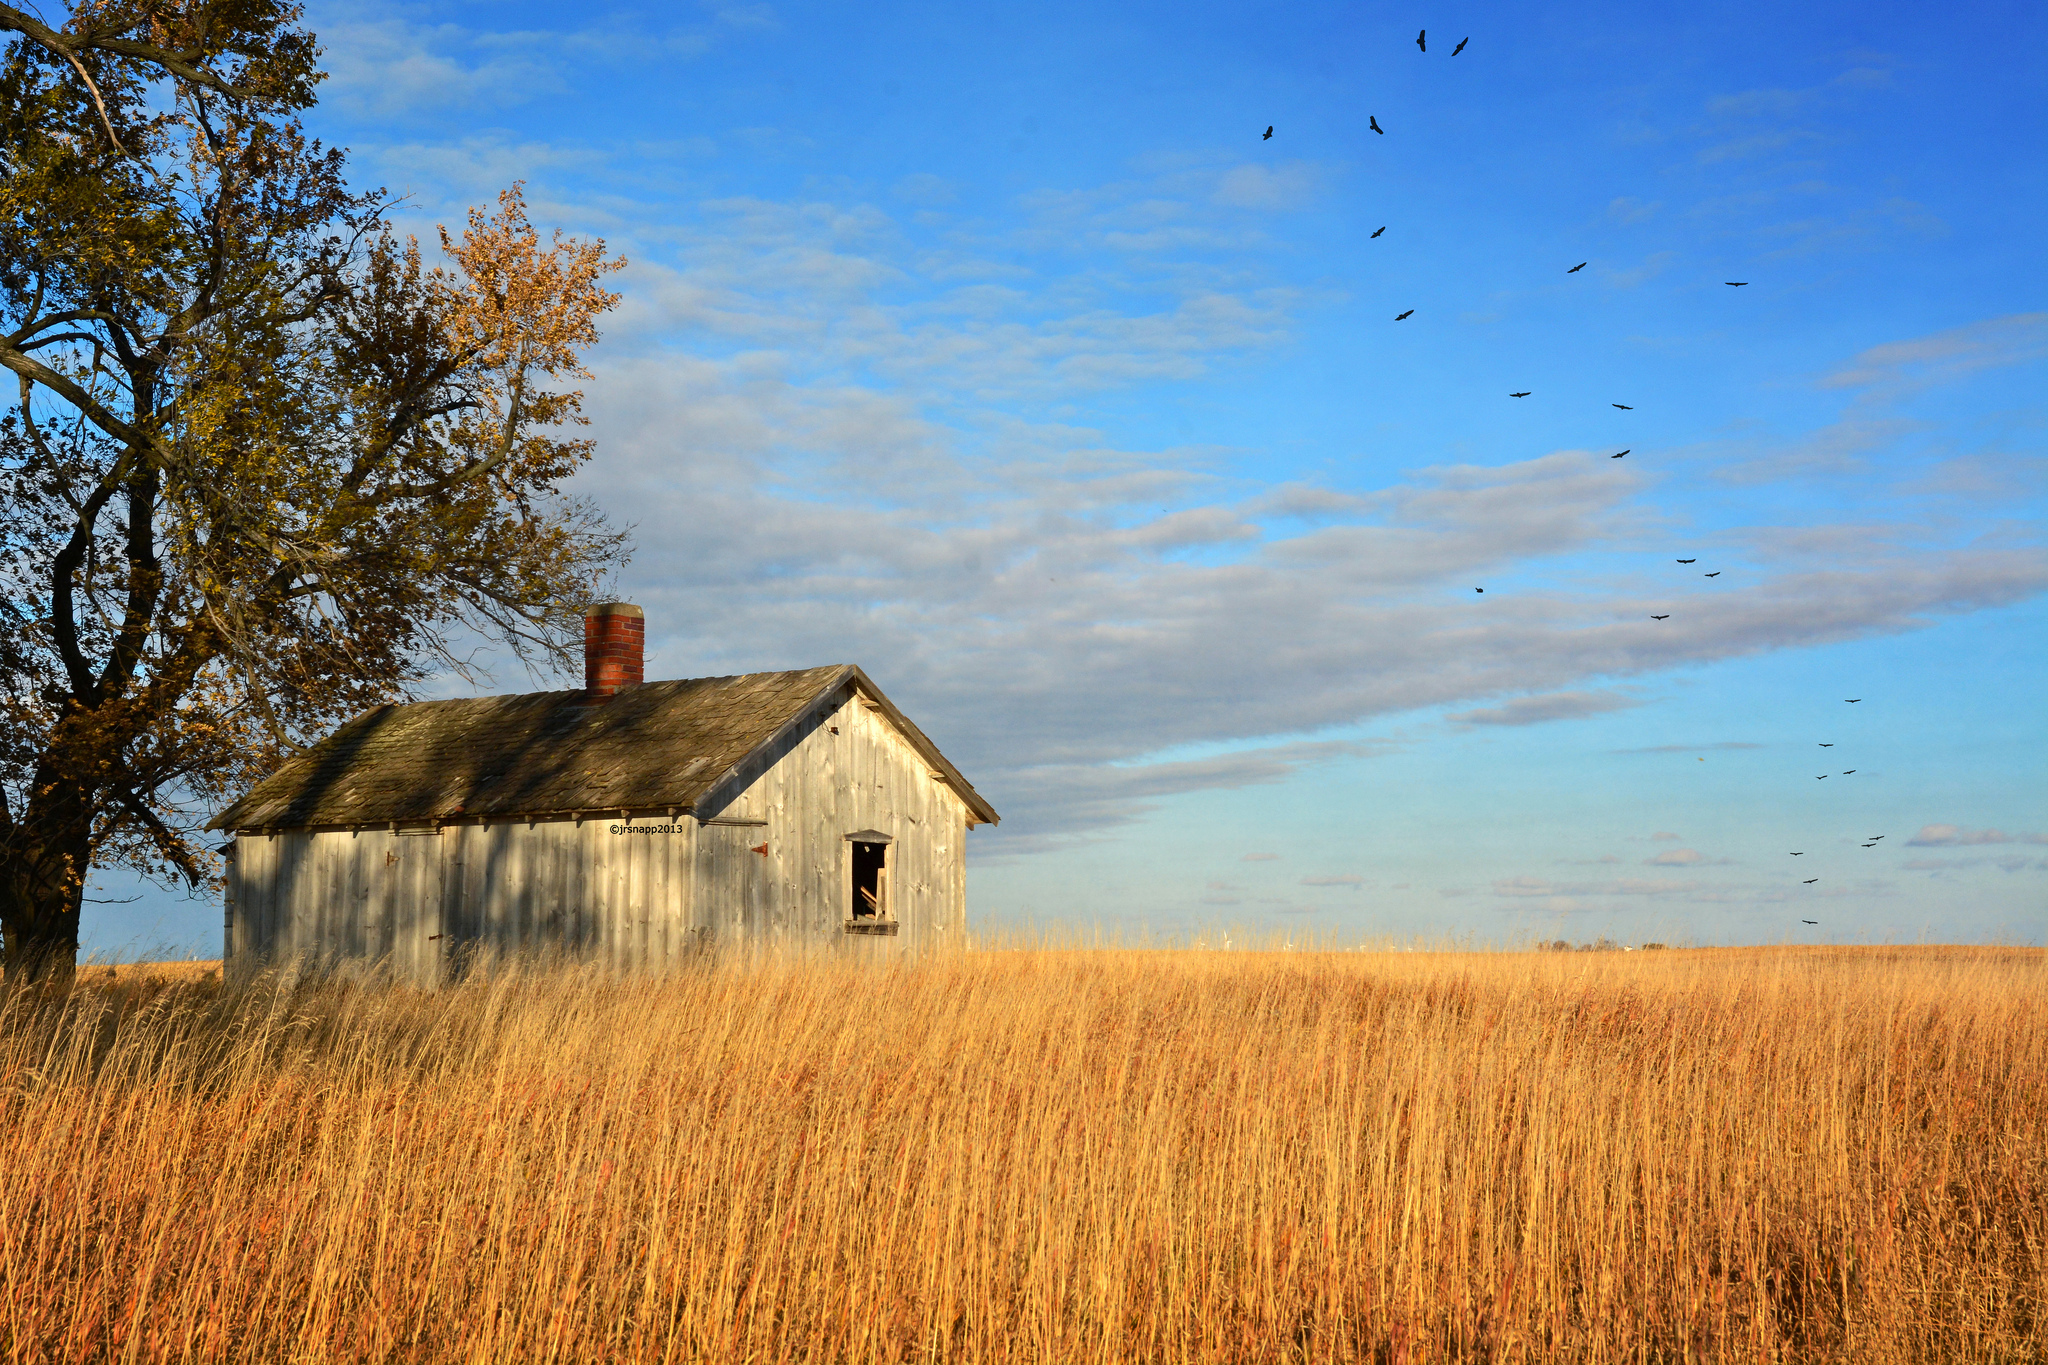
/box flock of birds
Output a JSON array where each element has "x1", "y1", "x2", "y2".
[{"x1": 1263, "y1": 32, "x2": 1880, "y2": 921}]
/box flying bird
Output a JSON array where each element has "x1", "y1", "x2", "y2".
[
  {"x1": 1263, "y1": 126, "x2": 1273, "y2": 140},
  {"x1": 1453, "y1": 36, "x2": 1468, "y2": 54},
  {"x1": 1819, "y1": 743, "x2": 1833, "y2": 747},
  {"x1": 1651, "y1": 614, "x2": 1669, "y2": 620},
  {"x1": 1510, "y1": 391, "x2": 1531, "y2": 397},
  {"x1": 1416, "y1": 29, "x2": 1426, "y2": 51},
  {"x1": 1677, "y1": 559, "x2": 1695, "y2": 564},
  {"x1": 1726, "y1": 282, "x2": 1748, "y2": 286},
  {"x1": 1567, "y1": 262, "x2": 1586, "y2": 273},
  {"x1": 1612, "y1": 449, "x2": 1629, "y2": 458},
  {"x1": 1475, "y1": 587, "x2": 1484, "y2": 593},
  {"x1": 1396, "y1": 309, "x2": 1414, "y2": 320},
  {"x1": 1862, "y1": 843, "x2": 1877, "y2": 848},
  {"x1": 1845, "y1": 699, "x2": 1861, "y2": 703},
  {"x1": 1802, "y1": 882, "x2": 1818, "y2": 886},
  {"x1": 1843, "y1": 770, "x2": 1855, "y2": 775},
  {"x1": 1370, "y1": 115, "x2": 1384, "y2": 134},
  {"x1": 1613, "y1": 403, "x2": 1634, "y2": 409},
  {"x1": 1371, "y1": 226, "x2": 1386, "y2": 238},
  {"x1": 1704, "y1": 572, "x2": 1720, "y2": 577},
  {"x1": 1816, "y1": 775, "x2": 1828, "y2": 780},
  {"x1": 1789, "y1": 852, "x2": 1804, "y2": 856},
  {"x1": 1869, "y1": 835, "x2": 1884, "y2": 841}
]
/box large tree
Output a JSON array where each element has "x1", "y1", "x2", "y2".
[{"x1": 0, "y1": 1, "x2": 630, "y2": 981}]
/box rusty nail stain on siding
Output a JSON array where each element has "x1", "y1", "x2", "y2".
[{"x1": 751, "y1": 843, "x2": 769, "y2": 857}]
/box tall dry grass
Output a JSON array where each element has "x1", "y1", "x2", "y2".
[{"x1": 1, "y1": 944, "x2": 2041, "y2": 1363}]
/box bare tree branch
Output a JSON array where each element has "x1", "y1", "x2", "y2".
[{"x1": 0, "y1": 4, "x2": 240, "y2": 98}]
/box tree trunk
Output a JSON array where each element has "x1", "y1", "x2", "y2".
[{"x1": 1, "y1": 806, "x2": 90, "y2": 987}]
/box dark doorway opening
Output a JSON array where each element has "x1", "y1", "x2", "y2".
[{"x1": 851, "y1": 841, "x2": 887, "y2": 919}]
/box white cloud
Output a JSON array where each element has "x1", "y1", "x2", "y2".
[
  {"x1": 1447, "y1": 690, "x2": 1640, "y2": 727},
  {"x1": 892, "y1": 174, "x2": 957, "y2": 207},
  {"x1": 708, "y1": 3, "x2": 781, "y2": 31},
  {"x1": 1706, "y1": 88, "x2": 1808, "y2": 119},
  {"x1": 1607, "y1": 197, "x2": 1661, "y2": 226},
  {"x1": 1821, "y1": 314, "x2": 2048, "y2": 400},
  {"x1": 1212, "y1": 162, "x2": 1323, "y2": 211},
  {"x1": 1904, "y1": 452, "x2": 2048, "y2": 500},
  {"x1": 1709, "y1": 417, "x2": 1928, "y2": 485},
  {"x1": 1906, "y1": 825, "x2": 2047, "y2": 847},
  {"x1": 1604, "y1": 251, "x2": 1677, "y2": 289},
  {"x1": 1645, "y1": 848, "x2": 1733, "y2": 866},
  {"x1": 604, "y1": 199, "x2": 1302, "y2": 397},
  {"x1": 1493, "y1": 876, "x2": 1701, "y2": 898},
  {"x1": 1247, "y1": 483, "x2": 1377, "y2": 520},
  {"x1": 1898, "y1": 857, "x2": 2046, "y2": 872},
  {"x1": 369, "y1": 139, "x2": 622, "y2": 213},
  {"x1": 310, "y1": 2, "x2": 757, "y2": 121},
  {"x1": 317, "y1": 13, "x2": 567, "y2": 118},
  {"x1": 1697, "y1": 130, "x2": 1817, "y2": 164}
]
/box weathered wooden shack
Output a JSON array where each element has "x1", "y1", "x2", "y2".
[{"x1": 207, "y1": 604, "x2": 998, "y2": 980}]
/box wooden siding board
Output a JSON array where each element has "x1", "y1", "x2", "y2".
[
  {"x1": 279, "y1": 833, "x2": 305, "y2": 960},
  {"x1": 381, "y1": 833, "x2": 402, "y2": 966},
  {"x1": 291, "y1": 833, "x2": 311, "y2": 959},
  {"x1": 264, "y1": 835, "x2": 281, "y2": 956},
  {"x1": 345, "y1": 832, "x2": 366, "y2": 962},
  {"x1": 511, "y1": 820, "x2": 533, "y2": 949},
  {"x1": 548, "y1": 820, "x2": 568, "y2": 950},
  {"x1": 227, "y1": 837, "x2": 249, "y2": 960},
  {"x1": 257, "y1": 835, "x2": 278, "y2": 956},
  {"x1": 588, "y1": 818, "x2": 609, "y2": 968},
  {"x1": 225, "y1": 836, "x2": 252, "y2": 965},
  {"x1": 539, "y1": 821, "x2": 557, "y2": 952},
  {"x1": 266, "y1": 834, "x2": 288, "y2": 959},
  {"x1": 675, "y1": 819, "x2": 696, "y2": 964},
  {"x1": 269, "y1": 836, "x2": 285, "y2": 957},
  {"x1": 228, "y1": 839, "x2": 246, "y2": 961},
  {"x1": 482, "y1": 827, "x2": 500, "y2": 958},
  {"x1": 574, "y1": 818, "x2": 594, "y2": 954},
  {"x1": 620, "y1": 817, "x2": 638, "y2": 968}
]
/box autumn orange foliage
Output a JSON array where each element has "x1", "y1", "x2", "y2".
[{"x1": 1, "y1": 944, "x2": 2041, "y2": 1362}]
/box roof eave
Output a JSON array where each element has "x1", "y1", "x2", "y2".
[{"x1": 841, "y1": 665, "x2": 1000, "y2": 826}]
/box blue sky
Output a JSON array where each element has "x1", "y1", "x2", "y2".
[{"x1": 90, "y1": 0, "x2": 2046, "y2": 954}]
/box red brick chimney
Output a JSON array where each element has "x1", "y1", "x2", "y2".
[{"x1": 584, "y1": 602, "x2": 644, "y2": 699}]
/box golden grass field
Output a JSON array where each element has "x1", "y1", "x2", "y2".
[{"x1": 1, "y1": 944, "x2": 2041, "y2": 1363}]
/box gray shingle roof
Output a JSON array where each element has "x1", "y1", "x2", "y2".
[{"x1": 207, "y1": 665, "x2": 997, "y2": 831}]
